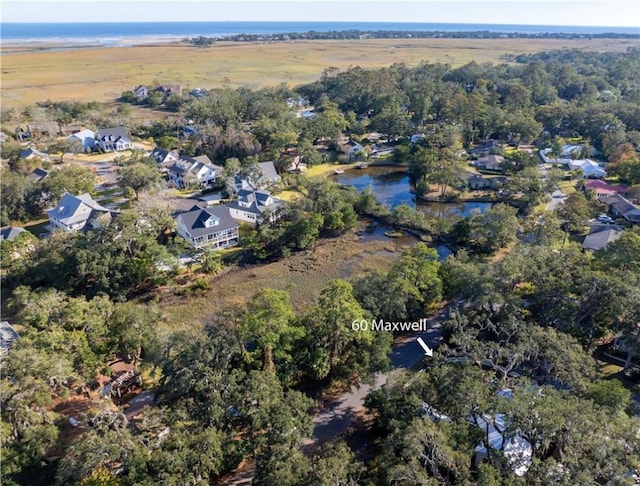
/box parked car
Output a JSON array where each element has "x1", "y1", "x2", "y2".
[{"x1": 597, "y1": 214, "x2": 614, "y2": 223}]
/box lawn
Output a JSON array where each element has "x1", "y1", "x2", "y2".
[
  {"x1": 558, "y1": 179, "x2": 578, "y2": 195},
  {"x1": 2, "y1": 38, "x2": 638, "y2": 110}
]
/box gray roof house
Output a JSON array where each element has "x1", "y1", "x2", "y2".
[
  {"x1": 0, "y1": 321, "x2": 20, "y2": 356},
  {"x1": 340, "y1": 140, "x2": 365, "y2": 160},
  {"x1": 0, "y1": 226, "x2": 27, "y2": 242},
  {"x1": 150, "y1": 147, "x2": 180, "y2": 170},
  {"x1": 167, "y1": 154, "x2": 223, "y2": 188},
  {"x1": 176, "y1": 205, "x2": 239, "y2": 249},
  {"x1": 601, "y1": 194, "x2": 640, "y2": 224},
  {"x1": 474, "y1": 154, "x2": 505, "y2": 171},
  {"x1": 582, "y1": 226, "x2": 624, "y2": 252},
  {"x1": 227, "y1": 189, "x2": 283, "y2": 225},
  {"x1": 95, "y1": 126, "x2": 132, "y2": 152},
  {"x1": 133, "y1": 85, "x2": 149, "y2": 101},
  {"x1": 47, "y1": 193, "x2": 117, "y2": 233},
  {"x1": 470, "y1": 139, "x2": 499, "y2": 157},
  {"x1": 231, "y1": 161, "x2": 282, "y2": 193}
]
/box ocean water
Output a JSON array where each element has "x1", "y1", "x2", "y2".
[{"x1": 2, "y1": 21, "x2": 638, "y2": 43}]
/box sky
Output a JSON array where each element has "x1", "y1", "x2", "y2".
[{"x1": 2, "y1": 0, "x2": 639, "y2": 28}]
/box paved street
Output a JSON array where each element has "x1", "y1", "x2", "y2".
[{"x1": 546, "y1": 189, "x2": 567, "y2": 211}]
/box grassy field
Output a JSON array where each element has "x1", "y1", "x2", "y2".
[
  {"x1": 158, "y1": 230, "x2": 400, "y2": 327},
  {"x1": 2, "y1": 37, "x2": 639, "y2": 110}
]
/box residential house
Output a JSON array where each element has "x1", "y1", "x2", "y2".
[
  {"x1": 471, "y1": 389, "x2": 532, "y2": 477},
  {"x1": 158, "y1": 84, "x2": 182, "y2": 97},
  {"x1": 474, "y1": 154, "x2": 505, "y2": 171},
  {"x1": 182, "y1": 125, "x2": 199, "y2": 138},
  {"x1": 150, "y1": 147, "x2": 180, "y2": 172},
  {"x1": 60, "y1": 125, "x2": 83, "y2": 136},
  {"x1": 286, "y1": 97, "x2": 308, "y2": 107},
  {"x1": 569, "y1": 159, "x2": 606, "y2": 179},
  {"x1": 133, "y1": 85, "x2": 149, "y2": 101},
  {"x1": 463, "y1": 173, "x2": 507, "y2": 190},
  {"x1": 167, "y1": 155, "x2": 222, "y2": 188},
  {"x1": 0, "y1": 321, "x2": 20, "y2": 356},
  {"x1": 47, "y1": 192, "x2": 117, "y2": 233},
  {"x1": 539, "y1": 148, "x2": 606, "y2": 178},
  {"x1": 582, "y1": 226, "x2": 624, "y2": 252},
  {"x1": 175, "y1": 205, "x2": 239, "y2": 249},
  {"x1": 26, "y1": 122, "x2": 60, "y2": 138},
  {"x1": 340, "y1": 140, "x2": 365, "y2": 161},
  {"x1": 95, "y1": 126, "x2": 132, "y2": 152},
  {"x1": 583, "y1": 180, "x2": 628, "y2": 198},
  {"x1": 27, "y1": 168, "x2": 49, "y2": 183},
  {"x1": 296, "y1": 109, "x2": 316, "y2": 119},
  {"x1": 470, "y1": 139, "x2": 499, "y2": 157},
  {"x1": 231, "y1": 161, "x2": 282, "y2": 193},
  {"x1": 19, "y1": 148, "x2": 51, "y2": 161},
  {"x1": 601, "y1": 194, "x2": 640, "y2": 224},
  {"x1": 0, "y1": 226, "x2": 27, "y2": 242},
  {"x1": 370, "y1": 143, "x2": 395, "y2": 158},
  {"x1": 67, "y1": 129, "x2": 96, "y2": 151},
  {"x1": 227, "y1": 188, "x2": 282, "y2": 224},
  {"x1": 189, "y1": 88, "x2": 208, "y2": 98}
]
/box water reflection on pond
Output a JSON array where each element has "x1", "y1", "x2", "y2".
[{"x1": 334, "y1": 166, "x2": 492, "y2": 225}]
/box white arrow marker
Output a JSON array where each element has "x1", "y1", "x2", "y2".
[{"x1": 417, "y1": 337, "x2": 433, "y2": 357}]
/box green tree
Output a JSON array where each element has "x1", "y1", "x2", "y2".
[
  {"x1": 240, "y1": 289, "x2": 304, "y2": 371},
  {"x1": 557, "y1": 191, "x2": 596, "y2": 233},
  {"x1": 468, "y1": 203, "x2": 519, "y2": 253},
  {"x1": 117, "y1": 162, "x2": 162, "y2": 200},
  {"x1": 307, "y1": 441, "x2": 364, "y2": 486},
  {"x1": 41, "y1": 165, "x2": 97, "y2": 204},
  {"x1": 389, "y1": 243, "x2": 443, "y2": 316},
  {"x1": 301, "y1": 279, "x2": 388, "y2": 382}
]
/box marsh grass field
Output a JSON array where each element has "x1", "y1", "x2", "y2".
[{"x1": 2, "y1": 37, "x2": 639, "y2": 109}]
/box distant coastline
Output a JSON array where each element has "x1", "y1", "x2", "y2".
[{"x1": 2, "y1": 21, "x2": 639, "y2": 46}]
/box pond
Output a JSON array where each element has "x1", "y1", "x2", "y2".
[{"x1": 334, "y1": 166, "x2": 492, "y2": 225}]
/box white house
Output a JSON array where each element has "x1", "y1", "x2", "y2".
[
  {"x1": 340, "y1": 140, "x2": 365, "y2": 160},
  {"x1": 95, "y1": 126, "x2": 132, "y2": 152},
  {"x1": 67, "y1": 129, "x2": 96, "y2": 151},
  {"x1": 176, "y1": 205, "x2": 239, "y2": 249},
  {"x1": 540, "y1": 148, "x2": 607, "y2": 178},
  {"x1": 150, "y1": 147, "x2": 180, "y2": 172},
  {"x1": 133, "y1": 85, "x2": 149, "y2": 101},
  {"x1": 47, "y1": 192, "x2": 116, "y2": 233},
  {"x1": 569, "y1": 159, "x2": 607, "y2": 179},
  {"x1": 167, "y1": 155, "x2": 222, "y2": 188},
  {"x1": 227, "y1": 189, "x2": 282, "y2": 224}
]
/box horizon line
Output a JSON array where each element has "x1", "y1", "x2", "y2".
[{"x1": 1, "y1": 20, "x2": 638, "y2": 29}]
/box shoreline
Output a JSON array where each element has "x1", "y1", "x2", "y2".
[{"x1": 1, "y1": 35, "x2": 189, "y2": 54}]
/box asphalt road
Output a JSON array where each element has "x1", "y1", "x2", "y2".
[{"x1": 546, "y1": 189, "x2": 567, "y2": 211}]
